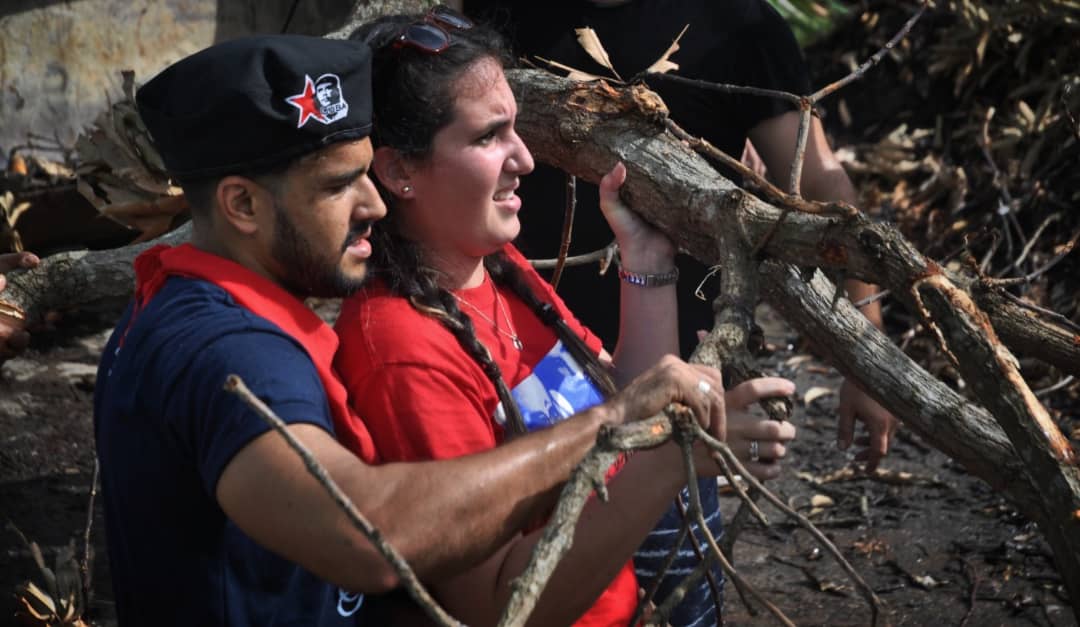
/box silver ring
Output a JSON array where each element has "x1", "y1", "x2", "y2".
[
  {"x1": 749, "y1": 440, "x2": 760, "y2": 462},
  {"x1": 696, "y1": 379, "x2": 712, "y2": 397}
]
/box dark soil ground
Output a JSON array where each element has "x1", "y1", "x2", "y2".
[{"x1": 1, "y1": 305, "x2": 1076, "y2": 626}]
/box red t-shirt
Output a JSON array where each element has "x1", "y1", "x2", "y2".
[{"x1": 334, "y1": 244, "x2": 637, "y2": 626}]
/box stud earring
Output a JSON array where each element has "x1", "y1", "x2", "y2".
[{"x1": 401, "y1": 185, "x2": 412, "y2": 194}]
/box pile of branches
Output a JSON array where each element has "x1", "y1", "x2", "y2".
[{"x1": 808, "y1": 0, "x2": 1080, "y2": 405}]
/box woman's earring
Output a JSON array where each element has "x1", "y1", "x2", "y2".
[{"x1": 401, "y1": 185, "x2": 412, "y2": 194}]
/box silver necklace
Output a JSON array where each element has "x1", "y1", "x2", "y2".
[{"x1": 453, "y1": 283, "x2": 524, "y2": 351}]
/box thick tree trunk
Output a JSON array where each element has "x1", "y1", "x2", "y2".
[{"x1": 0, "y1": 225, "x2": 188, "y2": 323}]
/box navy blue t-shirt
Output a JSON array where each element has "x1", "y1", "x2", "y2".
[{"x1": 94, "y1": 277, "x2": 367, "y2": 626}]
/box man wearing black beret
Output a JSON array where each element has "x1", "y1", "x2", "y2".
[{"x1": 94, "y1": 33, "x2": 731, "y2": 625}]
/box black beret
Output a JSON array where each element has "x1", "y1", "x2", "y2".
[{"x1": 137, "y1": 35, "x2": 373, "y2": 180}]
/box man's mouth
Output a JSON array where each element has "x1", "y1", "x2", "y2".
[{"x1": 343, "y1": 221, "x2": 373, "y2": 252}]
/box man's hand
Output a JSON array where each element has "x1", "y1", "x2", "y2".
[
  {"x1": 837, "y1": 379, "x2": 897, "y2": 472},
  {"x1": 0, "y1": 252, "x2": 39, "y2": 361},
  {"x1": 608, "y1": 354, "x2": 725, "y2": 437}
]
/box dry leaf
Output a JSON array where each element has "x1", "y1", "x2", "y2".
[
  {"x1": 74, "y1": 70, "x2": 185, "y2": 239},
  {"x1": 645, "y1": 24, "x2": 688, "y2": 75},
  {"x1": 810, "y1": 494, "x2": 835, "y2": 508},
  {"x1": 574, "y1": 27, "x2": 622, "y2": 81},
  {"x1": 8, "y1": 153, "x2": 28, "y2": 175},
  {"x1": 803, "y1": 386, "x2": 834, "y2": 405},
  {"x1": 98, "y1": 193, "x2": 190, "y2": 243},
  {"x1": 911, "y1": 573, "x2": 944, "y2": 589},
  {"x1": 853, "y1": 538, "x2": 889, "y2": 557}
]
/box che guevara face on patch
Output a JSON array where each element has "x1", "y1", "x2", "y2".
[{"x1": 286, "y1": 73, "x2": 349, "y2": 128}]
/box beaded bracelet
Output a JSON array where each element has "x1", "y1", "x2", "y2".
[{"x1": 617, "y1": 265, "x2": 680, "y2": 287}]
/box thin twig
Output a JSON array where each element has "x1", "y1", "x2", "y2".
[
  {"x1": 788, "y1": 104, "x2": 813, "y2": 195},
  {"x1": 992, "y1": 288, "x2": 1080, "y2": 335},
  {"x1": 994, "y1": 212, "x2": 1061, "y2": 277},
  {"x1": 280, "y1": 0, "x2": 302, "y2": 33},
  {"x1": 958, "y1": 557, "x2": 979, "y2": 627},
  {"x1": 714, "y1": 452, "x2": 767, "y2": 525},
  {"x1": 662, "y1": 119, "x2": 849, "y2": 217},
  {"x1": 693, "y1": 423, "x2": 885, "y2": 624},
  {"x1": 786, "y1": 2, "x2": 927, "y2": 200},
  {"x1": 631, "y1": 524, "x2": 690, "y2": 626},
  {"x1": 643, "y1": 0, "x2": 915, "y2": 169},
  {"x1": 498, "y1": 415, "x2": 674, "y2": 627},
  {"x1": 853, "y1": 289, "x2": 890, "y2": 308},
  {"x1": 675, "y1": 433, "x2": 795, "y2": 626},
  {"x1": 713, "y1": 485, "x2": 765, "y2": 618},
  {"x1": 646, "y1": 554, "x2": 716, "y2": 626},
  {"x1": 80, "y1": 457, "x2": 99, "y2": 608},
  {"x1": 529, "y1": 240, "x2": 618, "y2": 271},
  {"x1": 642, "y1": 72, "x2": 801, "y2": 106},
  {"x1": 223, "y1": 375, "x2": 463, "y2": 627},
  {"x1": 551, "y1": 174, "x2": 577, "y2": 290},
  {"x1": 810, "y1": 2, "x2": 928, "y2": 102},
  {"x1": 978, "y1": 229, "x2": 1001, "y2": 274},
  {"x1": 979, "y1": 107, "x2": 1017, "y2": 219},
  {"x1": 1035, "y1": 375, "x2": 1076, "y2": 399},
  {"x1": 985, "y1": 228, "x2": 1080, "y2": 287},
  {"x1": 1063, "y1": 83, "x2": 1080, "y2": 138},
  {"x1": 676, "y1": 492, "x2": 725, "y2": 621},
  {"x1": 909, "y1": 277, "x2": 964, "y2": 369}
]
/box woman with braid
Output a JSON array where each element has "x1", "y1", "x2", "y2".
[{"x1": 334, "y1": 8, "x2": 797, "y2": 626}]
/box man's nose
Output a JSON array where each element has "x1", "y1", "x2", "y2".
[{"x1": 354, "y1": 176, "x2": 387, "y2": 222}]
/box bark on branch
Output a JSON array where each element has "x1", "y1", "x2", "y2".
[{"x1": 508, "y1": 69, "x2": 1080, "y2": 610}]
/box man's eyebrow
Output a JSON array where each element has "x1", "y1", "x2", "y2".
[{"x1": 318, "y1": 166, "x2": 368, "y2": 186}]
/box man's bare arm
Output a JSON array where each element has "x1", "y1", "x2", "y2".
[{"x1": 216, "y1": 355, "x2": 725, "y2": 594}]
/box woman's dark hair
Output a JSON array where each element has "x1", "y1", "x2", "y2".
[
  {"x1": 348, "y1": 12, "x2": 616, "y2": 436},
  {"x1": 350, "y1": 13, "x2": 513, "y2": 160}
]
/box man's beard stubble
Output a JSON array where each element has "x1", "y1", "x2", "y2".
[{"x1": 271, "y1": 199, "x2": 370, "y2": 299}]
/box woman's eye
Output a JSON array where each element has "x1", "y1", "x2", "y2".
[{"x1": 477, "y1": 130, "x2": 497, "y2": 144}]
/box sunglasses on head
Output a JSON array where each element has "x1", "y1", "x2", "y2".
[{"x1": 389, "y1": 5, "x2": 474, "y2": 54}]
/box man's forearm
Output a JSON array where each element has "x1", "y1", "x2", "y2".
[
  {"x1": 493, "y1": 444, "x2": 688, "y2": 626},
  {"x1": 354, "y1": 403, "x2": 614, "y2": 581}
]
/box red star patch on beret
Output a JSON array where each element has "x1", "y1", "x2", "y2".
[{"x1": 285, "y1": 75, "x2": 327, "y2": 128}]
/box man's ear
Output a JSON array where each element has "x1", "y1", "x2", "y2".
[
  {"x1": 215, "y1": 176, "x2": 270, "y2": 235},
  {"x1": 373, "y1": 146, "x2": 414, "y2": 200}
]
